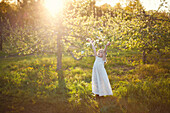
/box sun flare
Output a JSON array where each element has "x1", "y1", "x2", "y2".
[{"x1": 44, "y1": 0, "x2": 64, "y2": 16}]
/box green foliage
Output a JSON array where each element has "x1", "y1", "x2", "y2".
[
  {"x1": 0, "y1": 0, "x2": 170, "y2": 112},
  {"x1": 1, "y1": 0, "x2": 169, "y2": 66},
  {"x1": 136, "y1": 64, "x2": 169, "y2": 79},
  {"x1": 127, "y1": 78, "x2": 170, "y2": 113},
  {"x1": 0, "y1": 54, "x2": 169, "y2": 113},
  {"x1": 112, "y1": 74, "x2": 169, "y2": 113},
  {"x1": 0, "y1": 55, "x2": 97, "y2": 113}
]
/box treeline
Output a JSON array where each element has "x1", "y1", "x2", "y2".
[{"x1": 0, "y1": 0, "x2": 169, "y2": 67}]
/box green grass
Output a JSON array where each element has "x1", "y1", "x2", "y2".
[{"x1": 0, "y1": 53, "x2": 169, "y2": 113}]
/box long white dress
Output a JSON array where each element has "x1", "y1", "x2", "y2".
[{"x1": 92, "y1": 56, "x2": 113, "y2": 96}]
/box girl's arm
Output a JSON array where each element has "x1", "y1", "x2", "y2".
[
  {"x1": 103, "y1": 42, "x2": 110, "y2": 61},
  {"x1": 90, "y1": 40, "x2": 97, "y2": 57}
]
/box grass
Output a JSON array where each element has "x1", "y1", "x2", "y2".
[{"x1": 0, "y1": 51, "x2": 169, "y2": 113}]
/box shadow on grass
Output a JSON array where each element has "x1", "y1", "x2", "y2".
[
  {"x1": 21, "y1": 70, "x2": 71, "y2": 113},
  {"x1": 95, "y1": 96, "x2": 123, "y2": 113}
]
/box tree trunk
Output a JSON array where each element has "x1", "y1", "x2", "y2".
[
  {"x1": 57, "y1": 31, "x2": 62, "y2": 70},
  {"x1": 0, "y1": 36, "x2": 2, "y2": 51},
  {"x1": 154, "y1": 49, "x2": 161, "y2": 63},
  {"x1": 142, "y1": 50, "x2": 147, "y2": 64}
]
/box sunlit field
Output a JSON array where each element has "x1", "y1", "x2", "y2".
[
  {"x1": 0, "y1": 0, "x2": 170, "y2": 113},
  {"x1": 0, "y1": 50, "x2": 169, "y2": 113}
]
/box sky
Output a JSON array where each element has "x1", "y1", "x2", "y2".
[
  {"x1": 95, "y1": 0, "x2": 170, "y2": 12},
  {"x1": 0, "y1": 0, "x2": 169, "y2": 12}
]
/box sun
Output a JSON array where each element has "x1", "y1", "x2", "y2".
[{"x1": 44, "y1": 0, "x2": 64, "y2": 16}]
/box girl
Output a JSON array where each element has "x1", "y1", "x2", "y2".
[{"x1": 90, "y1": 40, "x2": 113, "y2": 97}]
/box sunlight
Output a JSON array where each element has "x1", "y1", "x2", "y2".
[
  {"x1": 0, "y1": 0, "x2": 169, "y2": 12},
  {"x1": 95, "y1": 0, "x2": 169, "y2": 11},
  {"x1": 95, "y1": 0, "x2": 126, "y2": 7},
  {"x1": 44, "y1": 0, "x2": 64, "y2": 16}
]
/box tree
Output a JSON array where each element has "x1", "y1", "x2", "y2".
[
  {"x1": 1, "y1": 0, "x2": 169, "y2": 68},
  {"x1": 115, "y1": 0, "x2": 170, "y2": 63},
  {"x1": 0, "y1": 1, "x2": 17, "y2": 51},
  {"x1": 1, "y1": 0, "x2": 97, "y2": 70}
]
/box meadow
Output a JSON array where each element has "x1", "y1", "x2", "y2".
[{"x1": 0, "y1": 49, "x2": 169, "y2": 113}]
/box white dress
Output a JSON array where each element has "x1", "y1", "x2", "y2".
[{"x1": 92, "y1": 56, "x2": 113, "y2": 96}]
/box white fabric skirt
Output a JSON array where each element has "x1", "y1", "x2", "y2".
[{"x1": 92, "y1": 56, "x2": 113, "y2": 96}]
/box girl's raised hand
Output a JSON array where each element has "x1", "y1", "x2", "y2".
[
  {"x1": 106, "y1": 42, "x2": 111, "y2": 46},
  {"x1": 88, "y1": 39, "x2": 93, "y2": 44},
  {"x1": 87, "y1": 38, "x2": 91, "y2": 42},
  {"x1": 86, "y1": 38, "x2": 94, "y2": 44},
  {"x1": 87, "y1": 39, "x2": 90, "y2": 42}
]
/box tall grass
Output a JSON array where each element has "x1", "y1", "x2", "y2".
[{"x1": 0, "y1": 52, "x2": 169, "y2": 113}]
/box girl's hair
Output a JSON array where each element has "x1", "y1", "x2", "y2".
[{"x1": 97, "y1": 49, "x2": 104, "y2": 55}]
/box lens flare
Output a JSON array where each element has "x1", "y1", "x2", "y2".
[{"x1": 44, "y1": 0, "x2": 64, "y2": 16}]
